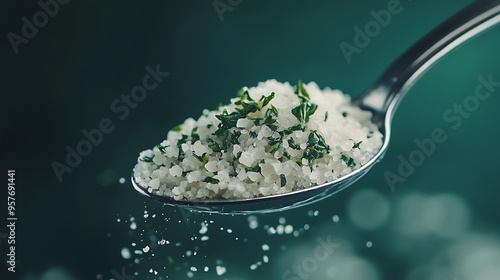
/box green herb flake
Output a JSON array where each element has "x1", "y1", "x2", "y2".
[
  {"x1": 140, "y1": 156, "x2": 154, "y2": 162},
  {"x1": 303, "y1": 130, "x2": 331, "y2": 170},
  {"x1": 208, "y1": 139, "x2": 221, "y2": 152},
  {"x1": 203, "y1": 177, "x2": 220, "y2": 184},
  {"x1": 269, "y1": 142, "x2": 281, "y2": 154},
  {"x1": 342, "y1": 111, "x2": 348, "y2": 117},
  {"x1": 245, "y1": 165, "x2": 261, "y2": 173},
  {"x1": 324, "y1": 111, "x2": 328, "y2": 122},
  {"x1": 236, "y1": 88, "x2": 245, "y2": 97},
  {"x1": 260, "y1": 92, "x2": 276, "y2": 108},
  {"x1": 156, "y1": 144, "x2": 166, "y2": 153},
  {"x1": 249, "y1": 131, "x2": 257, "y2": 138},
  {"x1": 202, "y1": 154, "x2": 209, "y2": 164},
  {"x1": 280, "y1": 174, "x2": 287, "y2": 187},
  {"x1": 295, "y1": 80, "x2": 310, "y2": 100},
  {"x1": 171, "y1": 125, "x2": 182, "y2": 132},
  {"x1": 352, "y1": 141, "x2": 362, "y2": 149},
  {"x1": 287, "y1": 138, "x2": 301, "y2": 150},
  {"x1": 191, "y1": 127, "x2": 200, "y2": 142},
  {"x1": 176, "y1": 134, "x2": 188, "y2": 160},
  {"x1": 215, "y1": 110, "x2": 241, "y2": 136},
  {"x1": 291, "y1": 102, "x2": 318, "y2": 124},
  {"x1": 235, "y1": 91, "x2": 258, "y2": 114},
  {"x1": 341, "y1": 154, "x2": 356, "y2": 167}
]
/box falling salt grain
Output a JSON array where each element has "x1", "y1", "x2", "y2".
[
  {"x1": 204, "y1": 266, "x2": 209, "y2": 272},
  {"x1": 262, "y1": 244, "x2": 270, "y2": 251},
  {"x1": 366, "y1": 241, "x2": 373, "y2": 248},
  {"x1": 201, "y1": 236, "x2": 209, "y2": 241},
  {"x1": 332, "y1": 215, "x2": 340, "y2": 223},
  {"x1": 216, "y1": 266, "x2": 226, "y2": 276},
  {"x1": 121, "y1": 248, "x2": 131, "y2": 259},
  {"x1": 248, "y1": 216, "x2": 259, "y2": 229},
  {"x1": 267, "y1": 227, "x2": 277, "y2": 235},
  {"x1": 143, "y1": 246, "x2": 150, "y2": 253},
  {"x1": 263, "y1": 255, "x2": 269, "y2": 263},
  {"x1": 130, "y1": 222, "x2": 137, "y2": 230},
  {"x1": 199, "y1": 223, "x2": 208, "y2": 234},
  {"x1": 187, "y1": 271, "x2": 194, "y2": 278},
  {"x1": 284, "y1": 225, "x2": 294, "y2": 234},
  {"x1": 276, "y1": 225, "x2": 285, "y2": 235}
]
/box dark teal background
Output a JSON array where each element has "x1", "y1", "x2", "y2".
[{"x1": 1, "y1": 0, "x2": 500, "y2": 279}]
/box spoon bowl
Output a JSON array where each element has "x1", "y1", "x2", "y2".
[{"x1": 132, "y1": 0, "x2": 500, "y2": 214}]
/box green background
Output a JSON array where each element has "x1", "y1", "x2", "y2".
[{"x1": 2, "y1": 0, "x2": 500, "y2": 279}]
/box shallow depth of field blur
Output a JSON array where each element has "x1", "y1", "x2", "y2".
[{"x1": 2, "y1": 0, "x2": 500, "y2": 279}]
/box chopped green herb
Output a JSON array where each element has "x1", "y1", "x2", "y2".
[
  {"x1": 303, "y1": 130, "x2": 331, "y2": 170},
  {"x1": 283, "y1": 150, "x2": 291, "y2": 159},
  {"x1": 324, "y1": 111, "x2": 328, "y2": 122},
  {"x1": 263, "y1": 105, "x2": 279, "y2": 125},
  {"x1": 249, "y1": 116, "x2": 262, "y2": 126},
  {"x1": 249, "y1": 131, "x2": 257, "y2": 138},
  {"x1": 156, "y1": 144, "x2": 166, "y2": 153},
  {"x1": 171, "y1": 125, "x2": 182, "y2": 132},
  {"x1": 245, "y1": 165, "x2": 261, "y2": 173},
  {"x1": 342, "y1": 111, "x2": 347, "y2": 117},
  {"x1": 283, "y1": 124, "x2": 305, "y2": 135},
  {"x1": 191, "y1": 127, "x2": 200, "y2": 142},
  {"x1": 140, "y1": 156, "x2": 154, "y2": 162},
  {"x1": 269, "y1": 142, "x2": 281, "y2": 153},
  {"x1": 207, "y1": 124, "x2": 213, "y2": 129},
  {"x1": 202, "y1": 154, "x2": 209, "y2": 164},
  {"x1": 280, "y1": 174, "x2": 286, "y2": 187},
  {"x1": 267, "y1": 124, "x2": 278, "y2": 131},
  {"x1": 287, "y1": 138, "x2": 301, "y2": 150},
  {"x1": 176, "y1": 134, "x2": 188, "y2": 160},
  {"x1": 203, "y1": 177, "x2": 220, "y2": 184},
  {"x1": 193, "y1": 153, "x2": 204, "y2": 162},
  {"x1": 367, "y1": 130, "x2": 374, "y2": 139},
  {"x1": 352, "y1": 141, "x2": 362, "y2": 149},
  {"x1": 236, "y1": 88, "x2": 245, "y2": 97},
  {"x1": 260, "y1": 92, "x2": 275, "y2": 108},
  {"x1": 235, "y1": 91, "x2": 258, "y2": 114},
  {"x1": 291, "y1": 102, "x2": 318, "y2": 124},
  {"x1": 268, "y1": 136, "x2": 282, "y2": 153},
  {"x1": 208, "y1": 138, "x2": 221, "y2": 152},
  {"x1": 295, "y1": 80, "x2": 310, "y2": 101},
  {"x1": 221, "y1": 130, "x2": 241, "y2": 151},
  {"x1": 215, "y1": 110, "x2": 241, "y2": 136},
  {"x1": 341, "y1": 154, "x2": 356, "y2": 167}
]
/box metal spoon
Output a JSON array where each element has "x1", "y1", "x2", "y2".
[{"x1": 132, "y1": 0, "x2": 500, "y2": 214}]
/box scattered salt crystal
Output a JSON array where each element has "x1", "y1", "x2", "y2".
[
  {"x1": 216, "y1": 266, "x2": 226, "y2": 276},
  {"x1": 121, "y1": 248, "x2": 131, "y2": 259}
]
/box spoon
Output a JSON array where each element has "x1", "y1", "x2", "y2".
[{"x1": 132, "y1": 0, "x2": 500, "y2": 214}]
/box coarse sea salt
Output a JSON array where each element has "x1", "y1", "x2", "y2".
[{"x1": 133, "y1": 80, "x2": 382, "y2": 201}]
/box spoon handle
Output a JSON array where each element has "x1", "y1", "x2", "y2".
[{"x1": 358, "y1": 0, "x2": 500, "y2": 124}]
